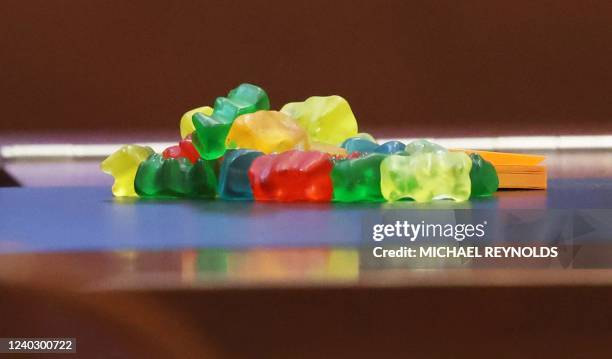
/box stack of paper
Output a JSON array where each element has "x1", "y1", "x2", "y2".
[{"x1": 460, "y1": 150, "x2": 547, "y2": 189}]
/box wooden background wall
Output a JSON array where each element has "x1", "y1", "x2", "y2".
[{"x1": 2, "y1": 0, "x2": 612, "y2": 137}]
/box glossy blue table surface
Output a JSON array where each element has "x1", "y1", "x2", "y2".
[{"x1": 0, "y1": 178, "x2": 611, "y2": 253}]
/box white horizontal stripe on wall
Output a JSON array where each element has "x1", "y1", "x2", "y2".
[{"x1": 1, "y1": 135, "x2": 611, "y2": 160}]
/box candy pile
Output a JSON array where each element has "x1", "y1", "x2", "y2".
[{"x1": 101, "y1": 83, "x2": 499, "y2": 202}]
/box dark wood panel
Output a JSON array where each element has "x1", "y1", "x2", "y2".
[
  {"x1": 2, "y1": 1, "x2": 612, "y2": 136},
  {"x1": 3, "y1": 285, "x2": 612, "y2": 358}
]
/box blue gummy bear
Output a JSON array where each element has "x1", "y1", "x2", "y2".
[
  {"x1": 218, "y1": 149, "x2": 263, "y2": 200},
  {"x1": 374, "y1": 140, "x2": 406, "y2": 154},
  {"x1": 340, "y1": 137, "x2": 379, "y2": 154}
]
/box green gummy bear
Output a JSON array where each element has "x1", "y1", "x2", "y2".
[
  {"x1": 134, "y1": 153, "x2": 164, "y2": 196},
  {"x1": 224, "y1": 83, "x2": 270, "y2": 118},
  {"x1": 331, "y1": 153, "x2": 386, "y2": 202},
  {"x1": 190, "y1": 159, "x2": 219, "y2": 197},
  {"x1": 163, "y1": 157, "x2": 194, "y2": 195},
  {"x1": 192, "y1": 84, "x2": 270, "y2": 160},
  {"x1": 134, "y1": 154, "x2": 217, "y2": 198},
  {"x1": 380, "y1": 151, "x2": 472, "y2": 202},
  {"x1": 191, "y1": 113, "x2": 234, "y2": 160},
  {"x1": 469, "y1": 153, "x2": 499, "y2": 197}
]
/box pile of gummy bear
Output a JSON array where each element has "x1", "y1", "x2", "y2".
[{"x1": 101, "y1": 83, "x2": 499, "y2": 203}]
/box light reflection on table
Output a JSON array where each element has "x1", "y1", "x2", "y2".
[
  {"x1": 180, "y1": 247, "x2": 359, "y2": 284},
  {"x1": 3, "y1": 245, "x2": 612, "y2": 292}
]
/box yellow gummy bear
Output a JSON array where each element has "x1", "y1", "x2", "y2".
[
  {"x1": 180, "y1": 106, "x2": 213, "y2": 138},
  {"x1": 225, "y1": 110, "x2": 308, "y2": 154},
  {"x1": 280, "y1": 95, "x2": 358, "y2": 146},
  {"x1": 309, "y1": 141, "x2": 348, "y2": 156},
  {"x1": 380, "y1": 151, "x2": 472, "y2": 202},
  {"x1": 100, "y1": 145, "x2": 154, "y2": 197}
]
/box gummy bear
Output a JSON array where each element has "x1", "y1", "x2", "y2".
[
  {"x1": 280, "y1": 95, "x2": 358, "y2": 145},
  {"x1": 341, "y1": 136, "x2": 379, "y2": 154},
  {"x1": 248, "y1": 150, "x2": 333, "y2": 202},
  {"x1": 225, "y1": 111, "x2": 308, "y2": 154},
  {"x1": 101, "y1": 145, "x2": 154, "y2": 197},
  {"x1": 404, "y1": 139, "x2": 446, "y2": 155},
  {"x1": 354, "y1": 133, "x2": 377, "y2": 142},
  {"x1": 341, "y1": 137, "x2": 405, "y2": 155},
  {"x1": 331, "y1": 153, "x2": 386, "y2": 202},
  {"x1": 162, "y1": 136, "x2": 200, "y2": 164},
  {"x1": 192, "y1": 83, "x2": 269, "y2": 160},
  {"x1": 309, "y1": 141, "x2": 348, "y2": 156},
  {"x1": 162, "y1": 145, "x2": 182, "y2": 160},
  {"x1": 180, "y1": 106, "x2": 213, "y2": 138},
  {"x1": 218, "y1": 149, "x2": 263, "y2": 200},
  {"x1": 374, "y1": 140, "x2": 406, "y2": 154},
  {"x1": 380, "y1": 151, "x2": 472, "y2": 202},
  {"x1": 216, "y1": 84, "x2": 270, "y2": 121},
  {"x1": 469, "y1": 153, "x2": 499, "y2": 197},
  {"x1": 134, "y1": 154, "x2": 217, "y2": 198},
  {"x1": 179, "y1": 136, "x2": 201, "y2": 163}
]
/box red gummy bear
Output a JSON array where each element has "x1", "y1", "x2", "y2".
[
  {"x1": 248, "y1": 150, "x2": 333, "y2": 202},
  {"x1": 162, "y1": 135, "x2": 200, "y2": 164},
  {"x1": 347, "y1": 151, "x2": 362, "y2": 159},
  {"x1": 179, "y1": 137, "x2": 200, "y2": 163},
  {"x1": 330, "y1": 151, "x2": 362, "y2": 162},
  {"x1": 162, "y1": 145, "x2": 183, "y2": 159}
]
